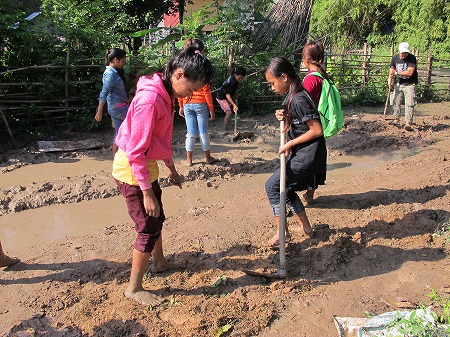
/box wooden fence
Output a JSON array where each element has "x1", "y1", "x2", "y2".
[
  {"x1": 249, "y1": 44, "x2": 450, "y2": 108},
  {"x1": 1, "y1": 47, "x2": 450, "y2": 141},
  {"x1": 0, "y1": 59, "x2": 102, "y2": 142}
]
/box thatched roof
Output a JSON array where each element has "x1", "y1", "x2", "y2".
[{"x1": 254, "y1": 0, "x2": 314, "y2": 52}]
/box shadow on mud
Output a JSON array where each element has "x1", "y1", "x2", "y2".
[{"x1": 312, "y1": 184, "x2": 450, "y2": 209}]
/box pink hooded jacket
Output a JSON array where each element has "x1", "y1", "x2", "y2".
[{"x1": 115, "y1": 73, "x2": 175, "y2": 190}]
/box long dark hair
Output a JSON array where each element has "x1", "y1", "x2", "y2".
[
  {"x1": 161, "y1": 46, "x2": 214, "y2": 99},
  {"x1": 105, "y1": 48, "x2": 127, "y2": 84},
  {"x1": 302, "y1": 41, "x2": 330, "y2": 81},
  {"x1": 266, "y1": 57, "x2": 304, "y2": 132}
]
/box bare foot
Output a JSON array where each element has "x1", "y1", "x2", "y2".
[
  {"x1": 124, "y1": 289, "x2": 163, "y2": 307},
  {"x1": 303, "y1": 226, "x2": 315, "y2": 238},
  {"x1": 181, "y1": 160, "x2": 193, "y2": 167},
  {"x1": 265, "y1": 229, "x2": 291, "y2": 247},
  {"x1": 0, "y1": 255, "x2": 20, "y2": 268},
  {"x1": 206, "y1": 157, "x2": 219, "y2": 164},
  {"x1": 267, "y1": 233, "x2": 280, "y2": 247},
  {"x1": 151, "y1": 261, "x2": 184, "y2": 274},
  {"x1": 303, "y1": 192, "x2": 314, "y2": 205}
]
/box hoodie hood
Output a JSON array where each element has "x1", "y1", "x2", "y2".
[{"x1": 135, "y1": 72, "x2": 172, "y2": 108}]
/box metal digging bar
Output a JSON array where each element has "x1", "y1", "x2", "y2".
[{"x1": 243, "y1": 119, "x2": 287, "y2": 279}]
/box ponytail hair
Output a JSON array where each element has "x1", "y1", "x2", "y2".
[
  {"x1": 105, "y1": 48, "x2": 127, "y2": 83},
  {"x1": 105, "y1": 48, "x2": 126, "y2": 66},
  {"x1": 162, "y1": 46, "x2": 214, "y2": 99},
  {"x1": 302, "y1": 41, "x2": 330, "y2": 80},
  {"x1": 266, "y1": 57, "x2": 304, "y2": 132},
  {"x1": 183, "y1": 38, "x2": 205, "y2": 53}
]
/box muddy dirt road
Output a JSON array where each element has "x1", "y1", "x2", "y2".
[{"x1": 1, "y1": 103, "x2": 449, "y2": 337}]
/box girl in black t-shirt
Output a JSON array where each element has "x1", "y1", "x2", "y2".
[{"x1": 264, "y1": 57, "x2": 327, "y2": 247}]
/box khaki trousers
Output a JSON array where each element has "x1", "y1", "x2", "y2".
[{"x1": 393, "y1": 83, "x2": 416, "y2": 124}]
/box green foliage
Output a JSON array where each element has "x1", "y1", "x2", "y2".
[
  {"x1": 385, "y1": 290, "x2": 450, "y2": 337},
  {"x1": 348, "y1": 83, "x2": 385, "y2": 106},
  {"x1": 41, "y1": 0, "x2": 178, "y2": 54},
  {"x1": 392, "y1": 0, "x2": 450, "y2": 59},
  {"x1": 212, "y1": 0, "x2": 255, "y2": 47},
  {"x1": 215, "y1": 323, "x2": 232, "y2": 337},
  {"x1": 310, "y1": 0, "x2": 450, "y2": 60},
  {"x1": 210, "y1": 275, "x2": 227, "y2": 288},
  {"x1": 428, "y1": 289, "x2": 450, "y2": 324},
  {"x1": 387, "y1": 308, "x2": 439, "y2": 337}
]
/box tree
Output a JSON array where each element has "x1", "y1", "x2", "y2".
[
  {"x1": 392, "y1": 0, "x2": 450, "y2": 57},
  {"x1": 0, "y1": 0, "x2": 63, "y2": 68},
  {"x1": 41, "y1": 0, "x2": 180, "y2": 54},
  {"x1": 309, "y1": 0, "x2": 450, "y2": 58}
]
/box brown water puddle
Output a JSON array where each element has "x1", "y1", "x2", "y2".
[
  {"x1": 1, "y1": 149, "x2": 413, "y2": 254},
  {"x1": 0, "y1": 154, "x2": 112, "y2": 189}
]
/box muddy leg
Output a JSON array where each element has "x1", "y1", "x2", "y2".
[
  {"x1": 303, "y1": 189, "x2": 315, "y2": 205},
  {"x1": 223, "y1": 110, "x2": 232, "y2": 131},
  {"x1": 267, "y1": 217, "x2": 290, "y2": 247},
  {"x1": 151, "y1": 235, "x2": 183, "y2": 274},
  {"x1": 0, "y1": 241, "x2": 19, "y2": 268},
  {"x1": 124, "y1": 249, "x2": 163, "y2": 306},
  {"x1": 185, "y1": 150, "x2": 193, "y2": 166},
  {"x1": 294, "y1": 211, "x2": 314, "y2": 238},
  {"x1": 205, "y1": 150, "x2": 218, "y2": 164}
]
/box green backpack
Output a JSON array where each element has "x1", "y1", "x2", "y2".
[{"x1": 306, "y1": 71, "x2": 344, "y2": 138}]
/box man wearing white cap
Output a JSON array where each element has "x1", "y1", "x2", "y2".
[{"x1": 388, "y1": 42, "x2": 418, "y2": 131}]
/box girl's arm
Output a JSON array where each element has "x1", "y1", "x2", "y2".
[
  {"x1": 95, "y1": 101, "x2": 106, "y2": 121},
  {"x1": 278, "y1": 119, "x2": 323, "y2": 155},
  {"x1": 204, "y1": 86, "x2": 215, "y2": 119},
  {"x1": 95, "y1": 70, "x2": 115, "y2": 121}
]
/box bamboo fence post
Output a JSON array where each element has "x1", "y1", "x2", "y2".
[
  {"x1": 65, "y1": 47, "x2": 70, "y2": 108},
  {"x1": 446, "y1": 80, "x2": 450, "y2": 101},
  {"x1": 362, "y1": 43, "x2": 368, "y2": 87},
  {"x1": 0, "y1": 76, "x2": 15, "y2": 142},
  {"x1": 426, "y1": 54, "x2": 433, "y2": 89},
  {"x1": 339, "y1": 49, "x2": 344, "y2": 87},
  {"x1": 228, "y1": 47, "x2": 235, "y2": 77}
]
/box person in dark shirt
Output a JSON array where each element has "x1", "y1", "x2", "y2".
[
  {"x1": 264, "y1": 57, "x2": 327, "y2": 246},
  {"x1": 216, "y1": 66, "x2": 246, "y2": 131},
  {"x1": 388, "y1": 42, "x2": 418, "y2": 131}
]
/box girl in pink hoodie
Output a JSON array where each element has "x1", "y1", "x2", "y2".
[{"x1": 112, "y1": 47, "x2": 214, "y2": 307}]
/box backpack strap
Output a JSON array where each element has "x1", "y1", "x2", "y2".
[{"x1": 305, "y1": 71, "x2": 323, "y2": 79}]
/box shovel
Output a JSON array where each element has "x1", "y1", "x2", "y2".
[
  {"x1": 383, "y1": 82, "x2": 392, "y2": 118},
  {"x1": 231, "y1": 108, "x2": 254, "y2": 141},
  {"x1": 244, "y1": 119, "x2": 287, "y2": 279}
]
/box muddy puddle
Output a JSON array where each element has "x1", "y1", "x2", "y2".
[{"x1": 1, "y1": 147, "x2": 413, "y2": 254}]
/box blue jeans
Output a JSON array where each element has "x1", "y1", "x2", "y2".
[
  {"x1": 265, "y1": 168, "x2": 306, "y2": 217},
  {"x1": 184, "y1": 103, "x2": 211, "y2": 152},
  {"x1": 109, "y1": 104, "x2": 128, "y2": 142}
]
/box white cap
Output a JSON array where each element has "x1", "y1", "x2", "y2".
[{"x1": 398, "y1": 42, "x2": 410, "y2": 53}]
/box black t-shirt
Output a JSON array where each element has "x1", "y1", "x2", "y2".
[
  {"x1": 216, "y1": 75, "x2": 239, "y2": 100},
  {"x1": 282, "y1": 90, "x2": 327, "y2": 176},
  {"x1": 390, "y1": 53, "x2": 418, "y2": 85}
]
